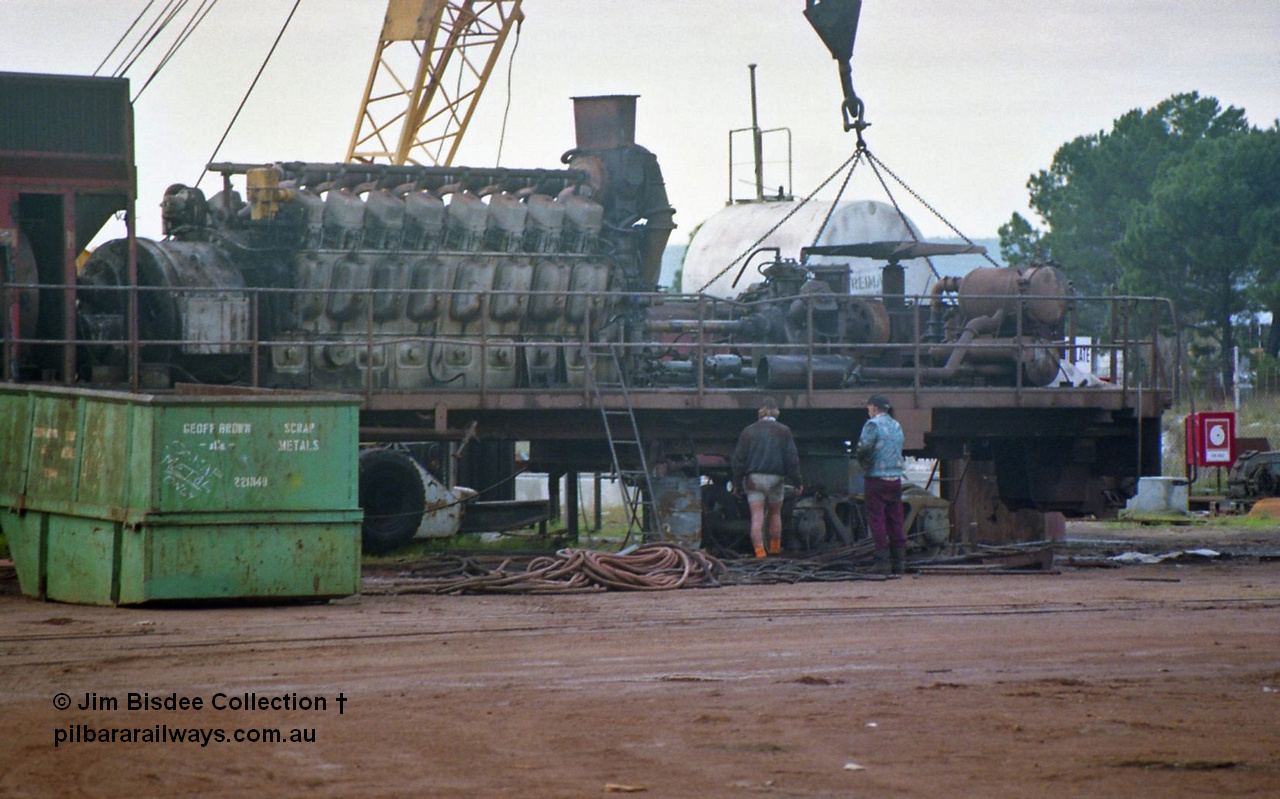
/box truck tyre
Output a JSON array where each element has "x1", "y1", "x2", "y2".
[{"x1": 358, "y1": 448, "x2": 428, "y2": 554}]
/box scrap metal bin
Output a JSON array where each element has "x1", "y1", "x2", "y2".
[{"x1": 0, "y1": 384, "x2": 362, "y2": 605}]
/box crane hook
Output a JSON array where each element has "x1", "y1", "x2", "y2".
[{"x1": 804, "y1": 0, "x2": 870, "y2": 139}]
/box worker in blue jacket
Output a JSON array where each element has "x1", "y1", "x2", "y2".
[{"x1": 856, "y1": 395, "x2": 906, "y2": 575}]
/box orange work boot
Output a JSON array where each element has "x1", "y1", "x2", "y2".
[
  {"x1": 767, "y1": 539, "x2": 781, "y2": 555},
  {"x1": 753, "y1": 545, "x2": 767, "y2": 559}
]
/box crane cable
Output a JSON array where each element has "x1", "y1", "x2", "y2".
[
  {"x1": 94, "y1": 0, "x2": 301, "y2": 185},
  {"x1": 808, "y1": 140, "x2": 864, "y2": 250},
  {"x1": 698, "y1": 134, "x2": 1001, "y2": 296},
  {"x1": 695, "y1": 147, "x2": 863, "y2": 293},
  {"x1": 195, "y1": 0, "x2": 303, "y2": 188},
  {"x1": 494, "y1": 18, "x2": 523, "y2": 167},
  {"x1": 94, "y1": 0, "x2": 225, "y2": 102},
  {"x1": 100, "y1": 0, "x2": 182, "y2": 78},
  {"x1": 103, "y1": 0, "x2": 201, "y2": 83},
  {"x1": 132, "y1": 0, "x2": 221, "y2": 102},
  {"x1": 862, "y1": 149, "x2": 1001, "y2": 269},
  {"x1": 94, "y1": 0, "x2": 160, "y2": 76}
]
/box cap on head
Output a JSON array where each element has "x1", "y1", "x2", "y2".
[
  {"x1": 866, "y1": 395, "x2": 891, "y2": 412},
  {"x1": 758, "y1": 398, "x2": 780, "y2": 419}
]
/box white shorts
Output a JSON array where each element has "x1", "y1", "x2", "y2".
[{"x1": 745, "y1": 473, "x2": 785, "y2": 505}]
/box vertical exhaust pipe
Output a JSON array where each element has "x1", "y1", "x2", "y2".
[
  {"x1": 568, "y1": 95, "x2": 675, "y2": 289},
  {"x1": 571, "y1": 95, "x2": 637, "y2": 149},
  {"x1": 748, "y1": 64, "x2": 764, "y2": 201}
]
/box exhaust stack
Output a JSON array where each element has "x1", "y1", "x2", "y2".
[
  {"x1": 565, "y1": 95, "x2": 674, "y2": 289},
  {"x1": 572, "y1": 95, "x2": 637, "y2": 150}
]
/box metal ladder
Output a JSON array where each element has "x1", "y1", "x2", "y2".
[{"x1": 590, "y1": 343, "x2": 663, "y2": 541}]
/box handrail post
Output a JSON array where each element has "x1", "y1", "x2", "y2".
[
  {"x1": 1108, "y1": 289, "x2": 1119, "y2": 385},
  {"x1": 1015, "y1": 294, "x2": 1024, "y2": 403},
  {"x1": 912, "y1": 299, "x2": 921, "y2": 406},
  {"x1": 806, "y1": 298, "x2": 814, "y2": 400},
  {"x1": 129, "y1": 284, "x2": 140, "y2": 391},
  {"x1": 250, "y1": 290, "x2": 260, "y2": 388},
  {"x1": 696, "y1": 293, "x2": 706, "y2": 398},
  {"x1": 1, "y1": 280, "x2": 9, "y2": 382},
  {"x1": 1149, "y1": 299, "x2": 1160, "y2": 390},
  {"x1": 583, "y1": 297, "x2": 593, "y2": 404}
]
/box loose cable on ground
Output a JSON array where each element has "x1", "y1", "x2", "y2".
[
  {"x1": 368, "y1": 544, "x2": 726, "y2": 595},
  {"x1": 365, "y1": 535, "x2": 1057, "y2": 595}
]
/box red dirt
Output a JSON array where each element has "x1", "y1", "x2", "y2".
[{"x1": 2, "y1": 532, "x2": 1278, "y2": 798}]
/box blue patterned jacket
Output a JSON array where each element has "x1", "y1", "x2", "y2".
[{"x1": 856, "y1": 414, "x2": 905, "y2": 479}]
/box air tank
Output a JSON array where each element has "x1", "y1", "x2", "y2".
[
  {"x1": 957, "y1": 265, "x2": 1070, "y2": 327},
  {"x1": 682, "y1": 199, "x2": 924, "y2": 297}
]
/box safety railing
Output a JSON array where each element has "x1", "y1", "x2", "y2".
[{"x1": 0, "y1": 280, "x2": 1179, "y2": 406}]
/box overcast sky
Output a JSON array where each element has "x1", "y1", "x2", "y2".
[{"x1": 5, "y1": 0, "x2": 1279, "y2": 244}]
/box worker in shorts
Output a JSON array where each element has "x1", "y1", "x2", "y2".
[
  {"x1": 732, "y1": 399, "x2": 801, "y2": 558},
  {"x1": 856, "y1": 395, "x2": 907, "y2": 575}
]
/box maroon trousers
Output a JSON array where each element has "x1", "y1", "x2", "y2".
[{"x1": 864, "y1": 477, "x2": 905, "y2": 550}]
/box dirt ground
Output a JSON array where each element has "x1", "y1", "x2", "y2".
[{"x1": 2, "y1": 523, "x2": 1279, "y2": 798}]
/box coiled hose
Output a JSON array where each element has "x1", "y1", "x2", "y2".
[{"x1": 378, "y1": 544, "x2": 725, "y2": 595}]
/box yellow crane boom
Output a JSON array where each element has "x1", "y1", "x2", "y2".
[{"x1": 346, "y1": 0, "x2": 524, "y2": 166}]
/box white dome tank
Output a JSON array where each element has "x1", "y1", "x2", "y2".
[{"x1": 682, "y1": 199, "x2": 933, "y2": 298}]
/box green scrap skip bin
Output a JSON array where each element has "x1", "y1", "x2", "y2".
[{"x1": 0, "y1": 384, "x2": 363, "y2": 605}]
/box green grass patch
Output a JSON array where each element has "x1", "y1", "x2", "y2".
[
  {"x1": 1098, "y1": 511, "x2": 1279, "y2": 530},
  {"x1": 1203, "y1": 513, "x2": 1280, "y2": 530},
  {"x1": 1115, "y1": 511, "x2": 1201, "y2": 525},
  {"x1": 361, "y1": 523, "x2": 637, "y2": 563}
]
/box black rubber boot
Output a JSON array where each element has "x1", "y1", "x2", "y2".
[
  {"x1": 873, "y1": 549, "x2": 892, "y2": 575},
  {"x1": 890, "y1": 546, "x2": 906, "y2": 575}
]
